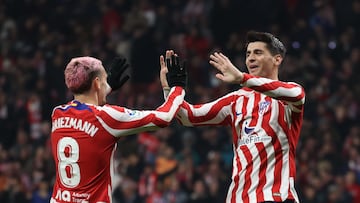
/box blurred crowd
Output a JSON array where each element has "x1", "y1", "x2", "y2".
[{"x1": 0, "y1": 0, "x2": 359, "y2": 203}]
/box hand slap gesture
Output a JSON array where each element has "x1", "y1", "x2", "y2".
[
  {"x1": 159, "y1": 50, "x2": 187, "y2": 88},
  {"x1": 209, "y1": 52, "x2": 244, "y2": 84},
  {"x1": 107, "y1": 56, "x2": 131, "y2": 92}
]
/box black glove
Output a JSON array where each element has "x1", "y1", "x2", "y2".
[
  {"x1": 166, "y1": 54, "x2": 187, "y2": 88},
  {"x1": 107, "y1": 56, "x2": 131, "y2": 92}
]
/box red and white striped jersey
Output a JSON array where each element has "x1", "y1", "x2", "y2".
[
  {"x1": 174, "y1": 74, "x2": 305, "y2": 203},
  {"x1": 50, "y1": 87, "x2": 184, "y2": 203}
]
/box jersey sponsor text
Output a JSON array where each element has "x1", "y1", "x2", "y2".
[
  {"x1": 238, "y1": 135, "x2": 272, "y2": 146},
  {"x1": 51, "y1": 189, "x2": 90, "y2": 202}
]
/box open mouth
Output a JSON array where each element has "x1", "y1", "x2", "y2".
[{"x1": 249, "y1": 65, "x2": 259, "y2": 69}]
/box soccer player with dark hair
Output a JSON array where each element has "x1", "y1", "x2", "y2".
[{"x1": 160, "y1": 31, "x2": 305, "y2": 203}]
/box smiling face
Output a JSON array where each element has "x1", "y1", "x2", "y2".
[{"x1": 245, "y1": 41, "x2": 282, "y2": 80}]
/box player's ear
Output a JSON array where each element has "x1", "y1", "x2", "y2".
[
  {"x1": 273, "y1": 54, "x2": 283, "y2": 66},
  {"x1": 93, "y1": 77, "x2": 101, "y2": 91}
]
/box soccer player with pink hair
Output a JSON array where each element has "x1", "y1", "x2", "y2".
[
  {"x1": 160, "y1": 31, "x2": 305, "y2": 203},
  {"x1": 50, "y1": 55, "x2": 187, "y2": 203}
]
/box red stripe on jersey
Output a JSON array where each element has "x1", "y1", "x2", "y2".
[
  {"x1": 230, "y1": 98, "x2": 240, "y2": 149},
  {"x1": 255, "y1": 143, "x2": 268, "y2": 202},
  {"x1": 234, "y1": 96, "x2": 249, "y2": 149},
  {"x1": 249, "y1": 93, "x2": 260, "y2": 126},
  {"x1": 231, "y1": 152, "x2": 243, "y2": 203},
  {"x1": 288, "y1": 133, "x2": 297, "y2": 178},
  {"x1": 241, "y1": 146, "x2": 253, "y2": 203},
  {"x1": 290, "y1": 108, "x2": 304, "y2": 139}
]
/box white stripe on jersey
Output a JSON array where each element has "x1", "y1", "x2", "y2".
[
  {"x1": 264, "y1": 86, "x2": 303, "y2": 102},
  {"x1": 248, "y1": 144, "x2": 259, "y2": 203},
  {"x1": 243, "y1": 76, "x2": 273, "y2": 86},
  {"x1": 96, "y1": 114, "x2": 156, "y2": 137}
]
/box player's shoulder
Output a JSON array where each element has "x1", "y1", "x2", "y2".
[
  {"x1": 51, "y1": 101, "x2": 97, "y2": 117},
  {"x1": 281, "y1": 79, "x2": 303, "y2": 87},
  {"x1": 92, "y1": 104, "x2": 128, "y2": 119},
  {"x1": 51, "y1": 103, "x2": 72, "y2": 117},
  {"x1": 286, "y1": 81, "x2": 306, "y2": 94},
  {"x1": 96, "y1": 104, "x2": 125, "y2": 112},
  {"x1": 234, "y1": 86, "x2": 253, "y2": 96}
]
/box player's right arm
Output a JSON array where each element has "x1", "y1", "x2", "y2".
[
  {"x1": 96, "y1": 86, "x2": 185, "y2": 137},
  {"x1": 160, "y1": 50, "x2": 237, "y2": 127},
  {"x1": 98, "y1": 51, "x2": 187, "y2": 137},
  {"x1": 176, "y1": 93, "x2": 237, "y2": 127}
]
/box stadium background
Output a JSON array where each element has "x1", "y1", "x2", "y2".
[{"x1": 0, "y1": 0, "x2": 359, "y2": 202}]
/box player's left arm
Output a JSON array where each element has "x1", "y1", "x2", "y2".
[
  {"x1": 242, "y1": 73, "x2": 305, "y2": 112},
  {"x1": 208, "y1": 52, "x2": 305, "y2": 112}
]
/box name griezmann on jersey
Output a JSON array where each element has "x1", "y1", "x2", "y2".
[{"x1": 52, "y1": 117, "x2": 99, "y2": 137}]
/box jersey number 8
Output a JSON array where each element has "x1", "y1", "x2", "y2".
[{"x1": 57, "y1": 137, "x2": 81, "y2": 188}]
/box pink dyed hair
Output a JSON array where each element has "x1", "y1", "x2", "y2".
[{"x1": 64, "y1": 56, "x2": 103, "y2": 94}]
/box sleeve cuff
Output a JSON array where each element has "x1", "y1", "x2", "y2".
[{"x1": 241, "y1": 73, "x2": 251, "y2": 84}]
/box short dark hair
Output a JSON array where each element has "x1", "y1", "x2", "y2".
[{"x1": 245, "y1": 31, "x2": 286, "y2": 58}]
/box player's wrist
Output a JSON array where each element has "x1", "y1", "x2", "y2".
[{"x1": 238, "y1": 73, "x2": 247, "y2": 84}]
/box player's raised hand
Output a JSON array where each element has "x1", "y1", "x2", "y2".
[
  {"x1": 107, "y1": 55, "x2": 131, "y2": 92},
  {"x1": 160, "y1": 50, "x2": 187, "y2": 88},
  {"x1": 159, "y1": 50, "x2": 170, "y2": 88},
  {"x1": 209, "y1": 52, "x2": 243, "y2": 84}
]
